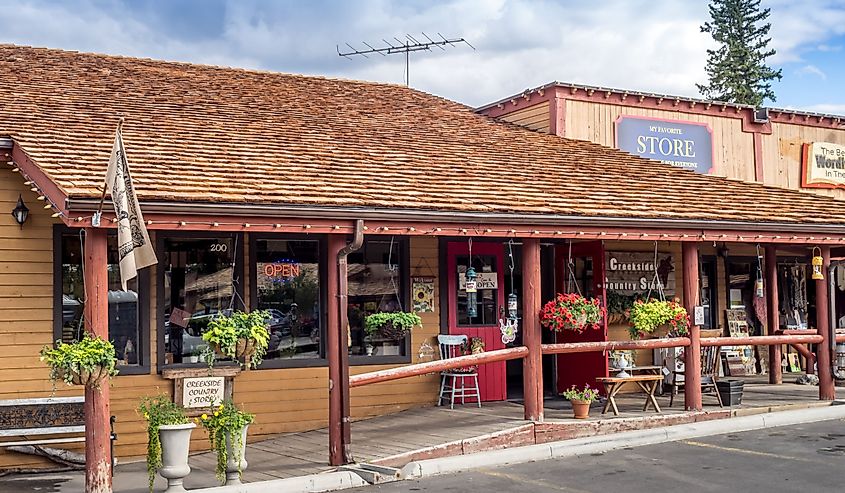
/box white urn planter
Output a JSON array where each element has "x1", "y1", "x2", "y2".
[
  {"x1": 224, "y1": 424, "x2": 249, "y2": 485},
  {"x1": 158, "y1": 422, "x2": 196, "y2": 493}
]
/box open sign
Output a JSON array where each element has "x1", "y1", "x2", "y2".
[
  {"x1": 263, "y1": 262, "x2": 301, "y2": 279},
  {"x1": 459, "y1": 272, "x2": 498, "y2": 290}
]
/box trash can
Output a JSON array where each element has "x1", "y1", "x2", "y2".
[{"x1": 717, "y1": 380, "x2": 744, "y2": 406}]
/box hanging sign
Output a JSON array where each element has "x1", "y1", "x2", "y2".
[
  {"x1": 261, "y1": 262, "x2": 301, "y2": 279},
  {"x1": 802, "y1": 142, "x2": 845, "y2": 189},
  {"x1": 615, "y1": 115, "x2": 714, "y2": 174},
  {"x1": 604, "y1": 252, "x2": 675, "y2": 295},
  {"x1": 412, "y1": 277, "x2": 435, "y2": 313},
  {"x1": 458, "y1": 272, "x2": 498, "y2": 290}
]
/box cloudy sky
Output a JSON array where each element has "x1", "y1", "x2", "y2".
[{"x1": 2, "y1": 0, "x2": 844, "y2": 112}]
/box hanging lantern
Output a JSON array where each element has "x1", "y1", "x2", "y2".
[
  {"x1": 755, "y1": 277, "x2": 764, "y2": 298},
  {"x1": 812, "y1": 247, "x2": 824, "y2": 280},
  {"x1": 507, "y1": 292, "x2": 518, "y2": 320},
  {"x1": 465, "y1": 266, "x2": 478, "y2": 318}
]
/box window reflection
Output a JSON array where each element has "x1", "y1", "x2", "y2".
[
  {"x1": 163, "y1": 237, "x2": 235, "y2": 365},
  {"x1": 61, "y1": 233, "x2": 141, "y2": 366},
  {"x1": 456, "y1": 255, "x2": 498, "y2": 326},
  {"x1": 255, "y1": 239, "x2": 321, "y2": 360}
]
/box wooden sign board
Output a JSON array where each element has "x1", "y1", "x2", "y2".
[
  {"x1": 162, "y1": 367, "x2": 239, "y2": 416},
  {"x1": 183, "y1": 376, "x2": 225, "y2": 408},
  {"x1": 726, "y1": 354, "x2": 746, "y2": 376}
]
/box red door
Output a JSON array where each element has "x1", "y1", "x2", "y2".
[
  {"x1": 447, "y1": 241, "x2": 507, "y2": 402},
  {"x1": 554, "y1": 241, "x2": 609, "y2": 393}
]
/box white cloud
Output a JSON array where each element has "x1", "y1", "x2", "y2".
[
  {"x1": 796, "y1": 64, "x2": 827, "y2": 79},
  {"x1": 817, "y1": 43, "x2": 841, "y2": 52}
]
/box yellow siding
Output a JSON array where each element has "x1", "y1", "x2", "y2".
[
  {"x1": 761, "y1": 121, "x2": 845, "y2": 200},
  {"x1": 564, "y1": 100, "x2": 756, "y2": 182},
  {"x1": 497, "y1": 102, "x2": 550, "y2": 133}
]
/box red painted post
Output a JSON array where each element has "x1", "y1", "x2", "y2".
[
  {"x1": 521, "y1": 238, "x2": 543, "y2": 421},
  {"x1": 83, "y1": 228, "x2": 111, "y2": 493},
  {"x1": 682, "y1": 242, "x2": 702, "y2": 411},
  {"x1": 816, "y1": 246, "x2": 835, "y2": 400},
  {"x1": 765, "y1": 245, "x2": 782, "y2": 383},
  {"x1": 326, "y1": 234, "x2": 344, "y2": 466}
]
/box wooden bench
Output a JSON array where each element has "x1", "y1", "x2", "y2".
[{"x1": 0, "y1": 396, "x2": 88, "y2": 448}]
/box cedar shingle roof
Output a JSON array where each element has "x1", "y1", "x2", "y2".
[{"x1": 0, "y1": 45, "x2": 842, "y2": 226}]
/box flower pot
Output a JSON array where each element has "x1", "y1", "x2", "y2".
[
  {"x1": 158, "y1": 422, "x2": 196, "y2": 493},
  {"x1": 570, "y1": 399, "x2": 591, "y2": 419},
  {"x1": 235, "y1": 339, "x2": 257, "y2": 369},
  {"x1": 59, "y1": 365, "x2": 111, "y2": 388},
  {"x1": 224, "y1": 424, "x2": 249, "y2": 486},
  {"x1": 640, "y1": 324, "x2": 672, "y2": 339},
  {"x1": 378, "y1": 321, "x2": 409, "y2": 340}
]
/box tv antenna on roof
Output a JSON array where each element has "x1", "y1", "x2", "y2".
[{"x1": 337, "y1": 33, "x2": 474, "y2": 86}]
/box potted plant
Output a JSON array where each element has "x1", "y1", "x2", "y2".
[
  {"x1": 40, "y1": 333, "x2": 119, "y2": 389},
  {"x1": 197, "y1": 400, "x2": 255, "y2": 486},
  {"x1": 606, "y1": 292, "x2": 641, "y2": 325},
  {"x1": 364, "y1": 311, "x2": 422, "y2": 340},
  {"x1": 540, "y1": 293, "x2": 605, "y2": 333},
  {"x1": 561, "y1": 384, "x2": 600, "y2": 419},
  {"x1": 138, "y1": 395, "x2": 195, "y2": 493},
  {"x1": 202, "y1": 310, "x2": 271, "y2": 370},
  {"x1": 628, "y1": 298, "x2": 690, "y2": 339}
]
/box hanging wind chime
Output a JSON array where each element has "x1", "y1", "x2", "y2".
[
  {"x1": 465, "y1": 238, "x2": 478, "y2": 318},
  {"x1": 500, "y1": 240, "x2": 519, "y2": 344}
]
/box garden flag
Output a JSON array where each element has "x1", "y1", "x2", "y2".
[{"x1": 105, "y1": 125, "x2": 157, "y2": 290}]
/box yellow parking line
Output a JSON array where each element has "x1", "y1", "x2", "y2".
[
  {"x1": 682, "y1": 440, "x2": 814, "y2": 462},
  {"x1": 480, "y1": 469, "x2": 593, "y2": 493}
]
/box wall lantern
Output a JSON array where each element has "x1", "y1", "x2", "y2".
[
  {"x1": 11, "y1": 195, "x2": 29, "y2": 228},
  {"x1": 812, "y1": 247, "x2": 824, "y2": 280},
  {"x1": 465, "y1": 266, "x2": 478, "y2": 318}
]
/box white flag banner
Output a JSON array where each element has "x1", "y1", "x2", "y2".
[{"x1": 105, "y1": 129, "x2": 157, "y2": 290}]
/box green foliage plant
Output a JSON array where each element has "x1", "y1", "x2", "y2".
[
  {"x1": 364, "y1": 311, "x2": 422, "y2": 339},
  {"x1": 138, "y1": 395, "x2": 190, "y2": 493},
  {"x1": 697, "y1": 0, "x2": 783, "y2": 106},
  {"x1": 39, "y1": 333, "x2": 119, "y2": 389},
  {"x1": 196, "y1": 400, "x2": 255, "y2": 484},
  {"x1": 561, "y1": 384, "x2": 600, "y2": 403},
  {"x1": 628, "y1": 298, "x2": 690, "y2": 339},
  {"x1": 202, "y1": 310, "x2": 271, "y2": 369}
]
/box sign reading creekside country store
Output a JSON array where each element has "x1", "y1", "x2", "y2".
[
  {"x1": 182, "y1": 376, "x2": 225, "y2": 408},
  {"x1": 802, "y1": 142, "x2": 845, "y2": 189},
  {"x1": 615, "y1": 115, "x2": 714, "y2": 174}
]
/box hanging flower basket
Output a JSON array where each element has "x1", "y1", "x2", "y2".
[
  {"x1": 364, "y1": 312, "x2": 422, "y2": 340},
  {"x1": 540, "y1": 293, "x2": 605, "y2": 333},
  {"x1": 628, "y1": 298, "x2": 690, "y2": 339},
  {"x1": 40, "y1": 333, "x2": 119, "y2": 389},
  {"x1": 60, "y1": 365, "x2": 113, "y2": 387},
  {"x1": 203, "y1": 310, "x2": 271, "y2": 370}
]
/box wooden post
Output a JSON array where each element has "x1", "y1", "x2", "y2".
[
  {"x1": 682, "y1": 242, "x2": 702, "y2": 411},
  {"x1": 521, "y1": 238, "x2": 543, "y2": 421},
  {"x1": 764, "y1": 245, "x2": 782, "y2": 384},
  {"x1": 816, "y1": 246, "x2": 835, "y2": 400},
  {"x1": 326, "y1": 234, "x2": 344, "y2": 466},
  {"x1": 83, "y1": 228, "x2": 111, "y2": 493}
]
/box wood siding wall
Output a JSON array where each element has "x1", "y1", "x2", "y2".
[
  {"x1": 497, "y1": 102, "x2": 550, "y2": 133},
  {"x1": 0, "y1": 165, "x2": 442, "y2": 466}
]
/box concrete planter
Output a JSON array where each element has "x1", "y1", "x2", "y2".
[
  {"x1": 224, "y1": 424, "x2": 250, "y2": 485},
  {"x1": 159, "y1": 422, "x2": 196, "y2": 493}
]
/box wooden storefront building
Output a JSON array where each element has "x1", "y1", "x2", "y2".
[{"x1": 1, "y1": 46, "x2": 845, "y2": 473}]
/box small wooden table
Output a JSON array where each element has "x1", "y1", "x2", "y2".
[
  {"x1": 608, "y1": 364, "x2": 664, "y2": 376},
  {"x1": 596, "y1": 374, "x2": 664, "y2": 416}
]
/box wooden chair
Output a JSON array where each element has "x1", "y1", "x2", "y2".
[
  {"x1": 437, "y1": 335, "x2": 481, "y2": 409},
  {"x1": 669, "y1": 345, "x2": 724, "y2": 407}
]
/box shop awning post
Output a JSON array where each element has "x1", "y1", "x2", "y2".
[
  {"x1": 682, "y1": 242, "x2": 702, "y2": 411},
  {"x1": 816, "y1": 245, "x2": 835, "y2": 400},
  {"x1": 326, "y1": 234, "x2": 345, "y2": 466},
  {"x1": 521, "y1": 238, "x2": 543, "y2": 421},
  {"x1": 83, "y1": 227, "x2": 112, "y2": 493},
  {"x1": 764, "y1": 245, "x2": 782, "y2": 384}
]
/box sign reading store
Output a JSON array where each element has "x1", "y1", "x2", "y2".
[
  {"x1": 615, "y1": 115, "x2": 714, "y2": 174},
  {"x1": 802, "y1": 142, "x2": 845, "y2": 189}
]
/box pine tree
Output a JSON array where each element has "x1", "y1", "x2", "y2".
[{"x1": 697, "y1": 0, "x2": 783, "y2": 107}]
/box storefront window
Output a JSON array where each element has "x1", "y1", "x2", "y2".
[
  {"x1": 778, "y1": 262, "x2": 809, "y2": 329},
  {"x1": 161, "y1": 236, "x2": 237, "y2": 365},
  {"x1": 59, "y1": 232, "x2": 144, "y2": 367},
  {"x1": 456, "y1": 254, "x2": 499, "y2": 326},
  {"x1": 348, "y1": 238, "x2": 407, "y2": 358},
  {"x1": 254, "y1": 239, "x2": 321, "y2": 361}
]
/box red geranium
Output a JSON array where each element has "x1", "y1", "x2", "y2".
[{"x1": 539, "y1": 293, "x2": 605, "y2": 333}]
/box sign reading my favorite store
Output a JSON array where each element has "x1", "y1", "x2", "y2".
[
  {"x1": 615, "y1": 115, "x2": 714, "y2": 174},
  {"x1": 802, "y1": 142, "x2": 845, "y2": 189}
]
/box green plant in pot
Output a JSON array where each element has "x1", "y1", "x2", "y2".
[
  {"x1": 138, "y1": 395, "x2": 194, "y2": 493},
  {"x1": 40, "y1": 333, "x2": 119, "y2": 389},
  {"x1": 197, "y1": 400, "x2": 255, "y2": 486},
  {"x1": 561, "y1": 384, "x2": 600, "y2": 419},
  {"x1": 202, "y1": 310, "x2": 271, "y2": 370},
  {"x1": 364, "y1": 311, "x2": 422, "y2": 340},
  {"x1": 628, "y1": 298, "x2": 690, "y2": 339}
]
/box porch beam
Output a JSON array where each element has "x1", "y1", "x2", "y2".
[
  {"x1": 682, "y1": 242, "x2": 702, "y2": 411},
  {"x1": 83, "y1": 228, "x2": 111, "y2": 493},
  {"x1": 765, "y1": 245, "x2": 782, "y2": 383},
  {"x1": 521, "y1": 238, "x2": 543, "y2": 421},
  {"x1": 816, "y1": 246, "x2": 835, "y2": 400},
  {"x1": 541, "y1": 338, "x2": 691, "y2": 354},
  {"x1": 326, "y1": 235, "x2": 346, "y2": 466}
]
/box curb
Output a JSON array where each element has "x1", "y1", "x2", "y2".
[
  {"x1": 188, "y1": 471, "x2": 368, "y2": 493},
  {"x1": 401, "y1": 402, "x2": 845, "y2": 479}
]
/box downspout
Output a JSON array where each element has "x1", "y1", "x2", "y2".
[{"x1": 337, "y1": 219, "x2": 364, "y2": 464}]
